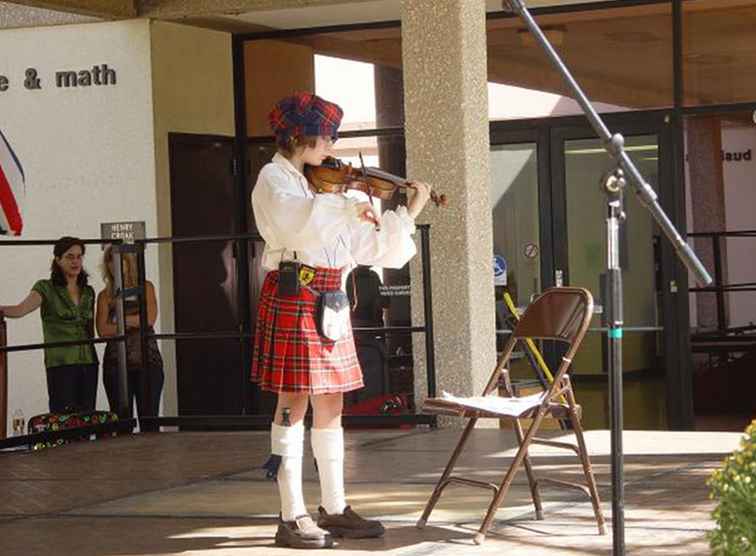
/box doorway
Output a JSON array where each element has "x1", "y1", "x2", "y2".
[
  {"x1": 490, "y1": 112, "x2": 688, "y2": 429},
  {"x1": 168, "y1": 133, "x2": 245, "y2": 417}
]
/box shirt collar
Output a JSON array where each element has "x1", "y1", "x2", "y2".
[{"x1": 272, "y1": 152, "x2": 306, "y2": 180}]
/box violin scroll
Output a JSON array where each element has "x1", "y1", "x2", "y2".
[{"x1": 409, "y1": 182, "x2": 447, "y2": 208}]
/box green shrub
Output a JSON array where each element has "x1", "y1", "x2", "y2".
[{"x1": 707, "y1": 420, "x2": 756, "y2": 556}]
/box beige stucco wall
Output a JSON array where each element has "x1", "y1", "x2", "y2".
[
  {"x1": 0, "y1": 19, "x2": 157, "y2": 431},
  {"x1": 0, "y1": 18, "x2": 234, "y2": 432},
  {"x1": 149, "y1": 20, "x2": 235, "y2": 418},
  {"x1": 401, "y1": 0, "x2": 497, "y2": 426},
  {"x1": 244, "y1": 39, "x2": 314, "y2": 137}
]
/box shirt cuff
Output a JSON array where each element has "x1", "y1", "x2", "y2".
[
  {"x1": 344, "y1": 197, "x2": 362, "y2": 223},
  {"x1": 395, "y1": 205, "x2": 417, "y2": 235}
]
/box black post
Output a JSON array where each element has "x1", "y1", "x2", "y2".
[
  {"x1": 419, "y1": 225, "x2": 436, "y2": 400},
  {"x1": 111, "y1": 245, "x2": 130, "y2": 419},
  {"x1": 602, "y1": 167, "x2": 627, "y2": 555},
  {"x1": 0, "y1": 314, "x2": 7, "y2": 439},
  {"x1": 136, "y1": 242, "x2": 151, "y2": 430},
  {"x1": 711, "y1": 235, "x2": 726, "y2": 333},
  {"x1": 232, "y1": 35, "x2": 253, "y2": 414}
]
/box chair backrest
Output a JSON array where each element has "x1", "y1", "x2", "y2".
[
  {"x1": 513, "y1": 288, "x2": 593, "y2": 400},
  {"x1": 480, "y1": 287, "x2": 593, "y2": 397},
  {"x1": 513, "y1": 287, "x2": 593, "y2": 345}
]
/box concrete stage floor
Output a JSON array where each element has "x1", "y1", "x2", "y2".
[{"x1": 0, "y1": 427, "x2": 744, "y2": 555}]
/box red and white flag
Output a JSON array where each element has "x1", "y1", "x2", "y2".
[{"x1": 0, "y1": 129, "x2": 25, "y2": 236}]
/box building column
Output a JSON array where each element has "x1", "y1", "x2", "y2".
[
  {"x1": 686, "y1": 116, "x2": 728, "y2": 331},
  {"x1": 401, "y1": 0, "x2": 496, "y2": 420}
]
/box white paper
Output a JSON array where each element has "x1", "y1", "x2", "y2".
[{"x1": 436, "y1": 390, "x2": 546, "y2": 417}]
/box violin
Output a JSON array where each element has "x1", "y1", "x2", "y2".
[{"x1": 304, "y1": 155, "x2": 448, "y2": 208}]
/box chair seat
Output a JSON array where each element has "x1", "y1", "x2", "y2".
[{"x1": 423, "y1": 394, "x2": 579, "y2": 420}]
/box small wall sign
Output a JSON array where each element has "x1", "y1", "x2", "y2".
[{"x1": 100, "y1": 221, "x2": 145, "y2": 248}]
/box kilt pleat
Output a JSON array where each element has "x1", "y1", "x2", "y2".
[{"x1": 251, "y1": 267, "x2": 364, "y2": 394}]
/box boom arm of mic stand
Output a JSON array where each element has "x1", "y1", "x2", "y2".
[{"x1": 503, "y1": 0, "x2": 712, "y2": 286}]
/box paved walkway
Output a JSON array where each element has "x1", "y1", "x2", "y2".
[{"x1": 0, "y1": 427, "x2": 743, "y2": 555}]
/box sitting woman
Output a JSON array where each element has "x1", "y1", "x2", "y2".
[{"x1": 96, "y1": 246, "x2": 163, "y2": 431}]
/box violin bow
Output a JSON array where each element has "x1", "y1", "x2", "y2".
[
  {"x1": 358, "y1": 151, "x2": 380, "y2": 230},
  {"x1": 358, "y1": 152, "x2": 376, "y2": 206}
]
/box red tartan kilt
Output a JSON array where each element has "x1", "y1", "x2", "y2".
[{"x1": 250, "y1": 267, "x2": 364, "y2": 394}]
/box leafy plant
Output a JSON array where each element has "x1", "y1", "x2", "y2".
[{"x1": 707, "y1": 420, "x2": 756, "y2": 556}]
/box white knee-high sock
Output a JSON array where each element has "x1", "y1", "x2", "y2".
[
  {"x1": 271, "y1": 422, "x2": 307, "y2": 521},
  {"x1": 311, "y1": 427, "x2": 346, "y2": 515}
]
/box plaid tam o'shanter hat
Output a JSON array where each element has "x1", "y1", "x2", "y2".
[{"x1": 269, "y1": 92, "x2": 344, "y2": 144}]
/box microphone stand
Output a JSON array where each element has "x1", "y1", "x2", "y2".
[{"x1": 502, "y1": 1, "x2": 713, "y2": 554}]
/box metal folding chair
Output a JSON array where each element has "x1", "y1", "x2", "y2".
[{"x1": 418, "y1": 287, "x2": 606, "y2": 544}]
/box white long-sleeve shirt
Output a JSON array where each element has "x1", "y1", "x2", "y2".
[{"x1": 251, "y1": 153, "x2": 417, "y2": 273}]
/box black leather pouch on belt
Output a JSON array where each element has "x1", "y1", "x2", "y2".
[{"x1": 277, "y1": 260, "x2": 301, "y2": 297}]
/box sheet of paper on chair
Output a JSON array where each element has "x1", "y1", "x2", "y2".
[{"x1": 440, "y1": 391, "x2": 546, "y2": 417}]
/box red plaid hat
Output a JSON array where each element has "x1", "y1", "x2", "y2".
[{"x1": 269, "y1": 92, "x2": 343, "y2": 144}]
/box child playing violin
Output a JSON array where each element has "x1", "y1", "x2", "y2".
[{"x1": 251, "y1": 91, "x2": 431, "y2": 549}]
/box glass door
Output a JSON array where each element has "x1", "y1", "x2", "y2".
[
  {"x1": 490, "y1": 114, "x2": 689, "y2": 430},
  {"x1": 490, "y1": 141, "x2": 543, "y2": 309},
  {"x1": 550, "y1": 114, "x2": 678, "y2": 429},
  {"x1": 489, "y1": 128, "x2": 559, "y2": 407}
]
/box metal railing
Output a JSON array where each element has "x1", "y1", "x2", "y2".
[
  {"x1": 129, "y1": 227, "x2": 436, "y2": 429},
  {"x1": 0, "y1": 227, "x2": 437, "y2": 447},
  {"x1": 688, "y1": 230, "x2": 756, "y2": 336},
  {"x1": 688, "y1": 230, "x2": 756, "y2": 361}
]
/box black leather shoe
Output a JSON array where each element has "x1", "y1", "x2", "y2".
[
  {"x1": 275, "y1": 514, "x2": 334, "y2": 549},
  {"x1": 317, "y1": 505, "x2": 385, "y2": 539}
]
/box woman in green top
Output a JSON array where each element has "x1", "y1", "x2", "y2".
[{"x1": 0, "y1": 236, "x2": 98, "y2": 413}]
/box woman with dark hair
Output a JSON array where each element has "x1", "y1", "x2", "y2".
[{"x1": 0, "y1": 236, "x2": 98, "y2": 412}]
